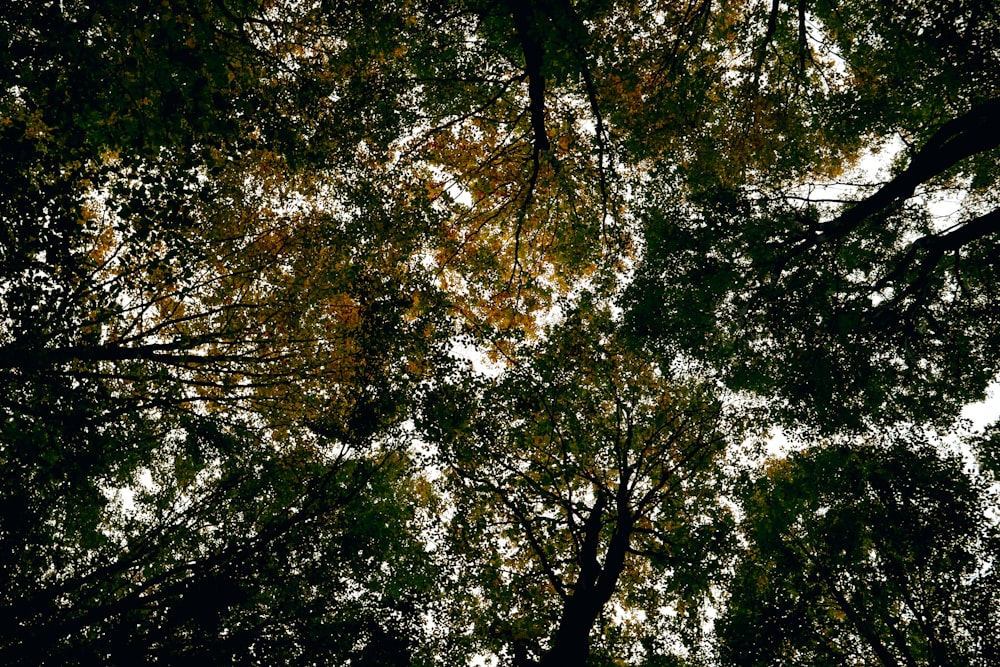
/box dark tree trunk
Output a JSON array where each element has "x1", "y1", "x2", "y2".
[
  {"x1": 539, "y1": 592, "x2": 606, "y2": 667},
  {"x1": 538, "y1": 493, "x2": 634, "y2": 667}
]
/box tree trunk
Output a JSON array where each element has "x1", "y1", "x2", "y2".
[
  {"x1": 539, "y1": 592, "x2": 606, "y2": 667},
  {"x1": 538, "y1": 497, "x2": 633, "y2": 667}
]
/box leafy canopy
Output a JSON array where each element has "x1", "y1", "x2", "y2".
[{"x1": 3, "y1": 0, "x2": 1000, "y2": 665}]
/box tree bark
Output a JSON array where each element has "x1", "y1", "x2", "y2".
[
  {"x1": 507, "y1": 0, "x2": 550, "y2": 153},
  {"x1": 539, "y1": 496, "x2": 633, "y2": 667}
]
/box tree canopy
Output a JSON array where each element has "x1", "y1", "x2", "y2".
[
  {"x1": 3, "y1": 0, "x2": 999, "y2": 664},
  {"x1": 720, "y1": 438, "x2": 999, "y2": 667}
]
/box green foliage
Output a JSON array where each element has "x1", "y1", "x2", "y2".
[
  {"x1": 419, "y1": 301, "x2": 740, "y2": 665},
  {"x1": 622, "y1": 0, "x2": 1000, "y2": 430},
  {"x1": 4, "y1": 0, "x2": 1000, "y2": 664},
  {"x1": 719, "y1": 439, "x2": 1000, "y2": 666}
]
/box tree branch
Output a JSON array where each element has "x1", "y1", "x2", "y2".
[{"x1": 790, "y1": 97, "x2": 1000, "y2": 254}]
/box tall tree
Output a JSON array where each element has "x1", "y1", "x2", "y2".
[
  {"x1": 1, "y1": 1, "x2": 448, "y2": 662},
  {"x1": 6, "y1": 0, "x2": 1000, "y2": 663},
  {"x1": 719, "y1": 439, "x2": 1000, "y2": 666},
  {"x1": 624, "y1": 0, "x2": 1000, "y2": 429},
  {"x1": 0, "y1": 422, "x2": 439, "y2": 665},
  {"x1": 421, "y1": 300, "x2": 742, "y2": 666}
]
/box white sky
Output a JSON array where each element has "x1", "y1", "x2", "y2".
[{"x1": 962, "y1": 381, "x2": 1000, "y2": 430}]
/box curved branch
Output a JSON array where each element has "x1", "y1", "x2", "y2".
[
  {"x1": 751, "y1": 0, "x2": 781, "y2": 86},
  {"x1": 499, "y1": 491, "x2": 570, "y2": 602},
  {"x1": 793, "y1": 97, "x2": 1000, "y2": 253},
  {"x1": 872, "y1": 206, "x2": 1000, "y2": 305},
  {"x1": 545, "y1": 0, "x2": 610, "y2": 221}
]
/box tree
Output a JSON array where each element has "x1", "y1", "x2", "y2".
[
  {"x1": 0, "y1": 0, "x2": 452, "y2": 423},
  {"x1": 1, "y1": 1, "x2": 448, "y2": 663},
  {"x1": 0, "y1": 419, "x2": 440, "y2": 665},
  {"x1": 624, "y1": 0, "x2": 1000, "y2": 429},
  {"x1": 421, "y1": 300, "x2": 742, "y2": 666},
  {"x1": 719, "y1": 439, "x2": 1000, "y2": 666}
]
